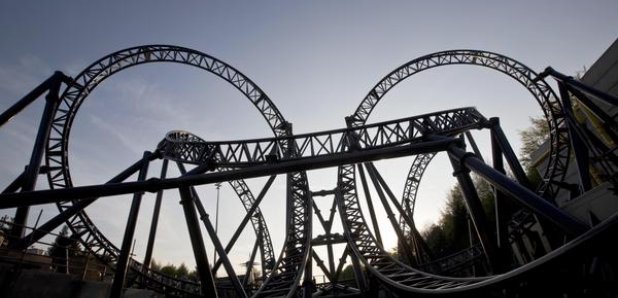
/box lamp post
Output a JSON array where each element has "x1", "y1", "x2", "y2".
[{"x1": 213, "y1": 182, "x2": 221, "y2": 264}]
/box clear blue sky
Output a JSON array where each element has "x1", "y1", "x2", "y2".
[{"x1": 1, "y1": 1, "x2": 616, "y2": 276}]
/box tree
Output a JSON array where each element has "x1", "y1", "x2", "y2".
[
  {"x1": 176, "y1": 263, "x2": 189, "y2": 278},
  {"x1": 48, "y1": 225, "x2": 81, "y2": 273},
  {"x1": 150, "y1": 258, "x2": 162, "y2": 271},
  {"x1": 519, "y1": 116, "x2": 549, "y2": 170},
  {"x1": 420, "y1": 176, "x2": 496, "y2": 259},
  {"x1": 339, "y1": 264, "x2": 358, "y2": 282},
  {"x1": 160, "y1": 264, "x2": 177, "y2": 277}
]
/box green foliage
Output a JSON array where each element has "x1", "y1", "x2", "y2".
[
  {"x1": 176, "y1": 263, "x2": 189, "y2": 277},
  {"x1": 47, "y1": 225, "x2": 82, "y2": 273},
  {"x1": 160, "y1": 264, "x2": 179, "y2": 277},
  {"x1": 150, "y1": 259, "x2": 162, "y2": 271},
  {"x1": 519, "y1": 116, "x2": 549, "y2": 169},
  {"x1": 157, "y1": 261, "x2": 195, "y2": 280},
  {"x1": 340, "y1": 264, "x2": 355, "y2": 280},
  {"x1": 421, "y1": 176, "x2": 495, "y2": 258}
]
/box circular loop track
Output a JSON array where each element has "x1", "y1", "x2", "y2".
[
  {"x1": 43, "y1": 45, "x2": 306, "y2": 296},
  {"x1": 338, "y1": 49, "x2": 573, "y2": 294}
]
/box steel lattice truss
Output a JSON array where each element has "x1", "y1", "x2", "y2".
[
  {"x1": 347, "y1": 49, "x2": 569, "y2": 201},
  {"x1": 1, "y1": 45, "x2": 617, "y2": 298},
  {"x1": 42, "y1": 45, "x2": 306, "y2": 297},
  {"x1": 159, "y1": 107, "x2": 487, "y2": 167}
]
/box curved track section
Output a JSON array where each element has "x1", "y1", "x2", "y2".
[
  {"x1": 338, "y1": 50, "x2": 572, "y2": 295},
  {"x1": 42, "y1": 45, "x2": 308, "y2": 296},
  {"x1": 398, "y1": 152, "x2": 435, "y2": 237},
  {"x1": 338, "y1": 179, "x2": 618, "y2": 295},
  {"x1": 347, "y1": 49, "x2": 568, "y2": 199},
  {"x1": 162, "y1": 130, "x2": 312, "y2": 298}
]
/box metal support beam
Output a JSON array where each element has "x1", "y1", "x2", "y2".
[
  {"x1": 356, "y1": 164, "x2": 384, "y2": 247},
  {"x1": 303, "y1": 247, "x2": 314, "y2": 298},
  {"x1": 176, "y1": 162, "x2": 246, "y2": 297},
  {"x1": 559, "y1": 84, "x2": 592, "y2": 193},
  {"x1": 0, "y1": 71, "x2": 69, "y2": 127},
  {"x1": 448, "y1": 153, "x2": 498, "y2": 273},
  {"x1": 363, "y1": 164, "x2": 415, "y2": 264},
  {"x1": 332, "y1": 247, "x2": 349, "y2": 283},
  {"x1": 2, "y1": 172, "x2": 24, "y2": 194},
  {"x1": 243, "y1": 231, "x2": 261, "y2": 287},
  {"x1": 311, "y1": 249, "x2": 334, "y2": 282},
  {"x1": 11, "y1": 78, "x2": 62, "y2": 239},
  {"x1": 178, "y1": 186, "x2": 217, "y2": 297},
  {"x1": 110, "y1": 151, "x2": 151, "y2": 298},
  {"x1": 142, "y1": 159, "x2": 168, "y2": 272},
  {"x1": 209, "y1": 174, "x2": 276, "y2": 273},
  {"x1": 537, "y1": 66, "x2": 618, "y2": 106},
  {"x1": 564, "y1": 84, "x2": 618, "y2": 142},
  {"x1": 14, "y1": 155, "x2": 156, "y2": 249},
  {"x1": 0, "y1": 137, "x2": 456, "y2": 208},
  {"x1": 365, "y1": 162, "x2": 434, "y2": 264},
  {"x1": 464, "y1": 131, "x2": 484, "y2": 162},
  {"x1": 447, "y1": 145, "x2": 588, "y2": 235},
  {"x1": 491, "y1": 127, "x2": 511, "y2": 264},
  {"x1": 487, "y1": 118, "x2": 532, "y2": 190},
  {"x1": 192, "y1": 189, "x2": 247, "y2": 298}
]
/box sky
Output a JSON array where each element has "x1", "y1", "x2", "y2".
[{"x1": 1, "y1": 1, "x2": 617, "y2": 279}]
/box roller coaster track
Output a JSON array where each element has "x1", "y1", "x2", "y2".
[
  {"x1": 347, "y1": 49, "x2": 569, "y2": 200},
  {"x1": 40, "y1": 45, "x2": 304, "y2": 297},
  {"x1": 159, "y1": 107, "x2": 486, "y2": 167},
  {"x1": 334, "y1": 49, "x2": 583, "y2": 294},
  {"x1": 2, "y1": 46, "x2": 616, "y2": 298}
]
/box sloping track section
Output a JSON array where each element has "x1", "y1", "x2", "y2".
[{"x1": 338, "y1": 177, "x2": 618, "y2": 297}]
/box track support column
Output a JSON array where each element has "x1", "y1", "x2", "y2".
[
  {"x1": 178, "y1": 186, "x2": 218, "y2": 297},
  {"x1": 110, "y1": 151, "x2": 151, "y2": 298},
  {"x1": 448, "y1": 147, "x2": 499, "y2": 273},
  {"x1": 142, "y1": 158, "x2": 168, "y2": 273},
  {"x1": 10, "y1": 75, "x2": 63, "y2": 239}
]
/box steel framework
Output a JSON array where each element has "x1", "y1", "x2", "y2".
[{"x1": 1, "y1": 45, "x2": 617, "y2": 298}]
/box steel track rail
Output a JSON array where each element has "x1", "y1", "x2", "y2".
[
  {"x1": 41, "y1": 45, "x2": 297, "y2": 296},
  {"x1": 347, "y1": 49, "x2": 569, "y2": 200},
  {"x1": 337, "y1": 179, "x2": 618, "y2": 295}
]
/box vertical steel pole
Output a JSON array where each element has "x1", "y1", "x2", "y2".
[
  {"x1": 10, "y1": 79, "x2": 62, "y2": 239},
  {"x1": 448, "y1": 153, "x2": 498, "y2": 273},
  {"x1": 110, "y1": 151, "x2": 151, "y2": 298},
  {"x1": 491, "y1": 124, "x2": 511, "y2": 272},
  {"x1": 178, "y1": 186, "x2": 218, "y2": 297},
  {"x1": 213, "y1": 182, "x2": 221, "y2": 264},
  {"x1": 142, "y1": 159, "x2": 168, "y2": 272}
]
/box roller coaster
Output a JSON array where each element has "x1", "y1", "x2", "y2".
[{"x1": 1, "y1": 45, "x2": 617, "y2": 297}]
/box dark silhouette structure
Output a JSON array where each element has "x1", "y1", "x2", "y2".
[{"x1": 1, "y1": 45, "x2": 617, "y2": 297}]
